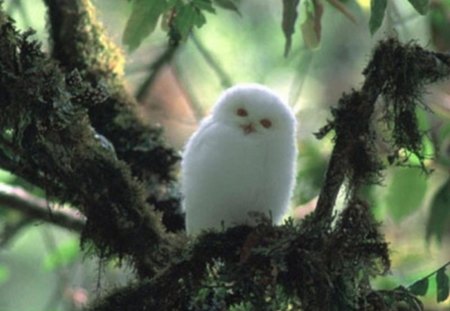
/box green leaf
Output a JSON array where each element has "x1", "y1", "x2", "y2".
[
  {"x1": 194, "y1": 0, "x2": 216, "y2": 13},
  {"x1": 385, "y1": 167, "x2": 427, "y2": 223},
  {"x1": 369, "y1": 0, "x2": 387, "y2": 34},
  {"x1": 213, "y1": 0, "x2": 241, "y2": 15},
  {"x1": 436, "y1": 267, "x2": 450, "y2": 302},
  {"x1": 407, "y1": 0, "x2": 430, "y2": 15},
  {"x1": 409, "y1": 278, "x2": 429, "y2": 296},
  {"x1": 173, "y1": 2, "x2": 210, "y2": 40},
  {"x1": 43, "y1": 239, "x2": 80, "y2": 271},
  {"x1": 299, "y1": 0, "x2": 323, "y2": 50},
  {"x1": 123, "y1": 0, "x2": 170, "y2": 52},
  {"x1": 426, "y1": 179, "x2": 450, "y2": 242},
  {"x1": 0, "y1": 265, "x2": 10, "y2": 284},
  {"x1": 282, "y1": 0, "x2": 300, "y2": 56}
]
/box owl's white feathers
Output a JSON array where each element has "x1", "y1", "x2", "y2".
[{"x1": 181, "y1": 84, "x2": 297, "y2": 235}]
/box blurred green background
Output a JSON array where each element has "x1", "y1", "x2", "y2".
[{"x1": 1, "y1": 0, "x2": 450, "y2": 310}]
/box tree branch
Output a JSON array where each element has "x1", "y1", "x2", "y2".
[
  {"x1": 313, "y1": 39, "x2": 450, "y2": 226},
  {"x1": 43, "y1": 0, "x2": 183, "y2": 233},
  {"x1": 136, "y1": 45, "x2": 179, "y2": 103},
  {"x1": 0, "y1": 6, "x2": 174, "y2": 277},
  {"x1": 0, "y1": 183, "x2": 85, "y2": 232},
  {"x1": 90, "y1": 201, "x2": 391, "y2": 310}
]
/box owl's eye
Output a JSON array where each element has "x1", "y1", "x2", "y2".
[
  {"x1": 260, "y1": 119, "x2": 272, "y2": 128},
  {"x1": 236, "y1": 108, "x2": 248, "y2": 117}
]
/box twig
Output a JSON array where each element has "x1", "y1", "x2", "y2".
[
  {"x1": 0, "y1": 183, "x2": 85, "y2": 232},
  {"x1": 191, "y1": 34, "x2": 233, "y2": 88},
  {"x1": 136, "y1": 45, "x2": 179, "y2": 103},
  {"x1": 407, "y1": 261, "x2": 450, "y2": 289}
]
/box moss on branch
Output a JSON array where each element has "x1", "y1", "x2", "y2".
[
  {"x1": 44, "y1": 0, "x2": 184, "y2": 233},
  {"x1": 0, "y1": 7, "x2": 173, "y2": 275},
  {"x1": 313, "y1": 39, "x2": 450, "y2": 226},
  {"x1": 90, "y1": 200, "x2": 392, "y2": 311}
]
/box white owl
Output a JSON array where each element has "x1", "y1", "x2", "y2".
[{"x1": 181, "y1": 84, "x2": 297, "y2": 235}]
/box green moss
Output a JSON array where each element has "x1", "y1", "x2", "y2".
[{"x1": 0, "y1": 6, "x2": 169, "y2": 276}]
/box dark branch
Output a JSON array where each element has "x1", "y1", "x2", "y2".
[
  {"x1": 136, "y1": 45, "x2": 179, "y2": 102},
  {"x1": 0, "y1": 183, "x2": 85, "y2": 232}
]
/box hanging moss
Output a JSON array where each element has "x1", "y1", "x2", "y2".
[{"x1": 314, "y1": 39, "x2": 450, "y2": 224}]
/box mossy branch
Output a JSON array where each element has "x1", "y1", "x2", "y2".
[
  {"x1": 90, "y1": 201, "x2": 390, "y2": 311},
  {"x1": 0, "y1": 6, "x2": 175, "y2": 276},
  {"x1": 44, "y1": 0, "x2": 184, "y2": 233},
  {"x1": 313, "y1": 39, "x2": 450, "y2": 227}
]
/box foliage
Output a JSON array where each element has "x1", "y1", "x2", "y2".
[
  {"x1": 123, "y1": 0, "x2": 240, "y2": 51},
  {"x1": 369, "y1": 0, "x2": 387, "y2": 35},
  {"x1": 409, "y1": 262, "x2": 450, "y2": 303},
  {"x1": 385, "y1": 168, "x2": 427, "y2": 223},
  {"x1": 369, "y1": 0, "x2": 429, "y2": 34}
]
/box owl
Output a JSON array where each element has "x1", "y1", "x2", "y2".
[{"x1": 181, "y1": 84, "x2": 297, "y2": 235}]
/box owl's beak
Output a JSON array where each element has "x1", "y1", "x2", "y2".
[{"x1": 241, "y1": 123, "x2": 255, "y2": 135}]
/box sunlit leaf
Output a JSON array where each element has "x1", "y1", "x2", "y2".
[
  {"x1": 369, "y1": 0, "x2": 387, "y2": 34},
  {"x1": 385, "y1": 167, "x2": 427, "y2": 223},
  {"x1": 43, "y1": 238, "x2": 80, "y2": 271},
  {"x1": 407, "y1": 0, "x2": 430, "y2": 15},
  {"x1": 436, "y1": 267, "x2": 450, "y2": 302},
  {"x1": 123, "y1": 0, "x2": 170, "y2": 52},
  {"x1": 0, "y1": 265, "x2": 10, "y2": 284},
  {"x1": 282, "y1": 0, "x2": 300, "y2": 56},
  {"x1": 409, "y1": 278, "x2": 429, "y2": 296},
  {"x1": 426, "y1": 179, "x2": 450, "y2": 242},
  {"x1": 214, "y1": 0, "x2": 241, "y2": 15},
  {"x1": 300, "y1": 0, "x2": 323, "y2": 49}
]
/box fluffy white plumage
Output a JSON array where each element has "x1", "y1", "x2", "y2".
[{"x1": 181, "y1": 84, "x2": 297, "y2": 235}]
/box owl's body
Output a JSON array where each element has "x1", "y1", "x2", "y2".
[{"x1": 182, "y1": 84, "x2": 297, "y2": 235}]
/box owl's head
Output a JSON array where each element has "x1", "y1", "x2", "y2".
[{"x1": 212, "y1": 84, "x2": 296, "y2": 137}]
